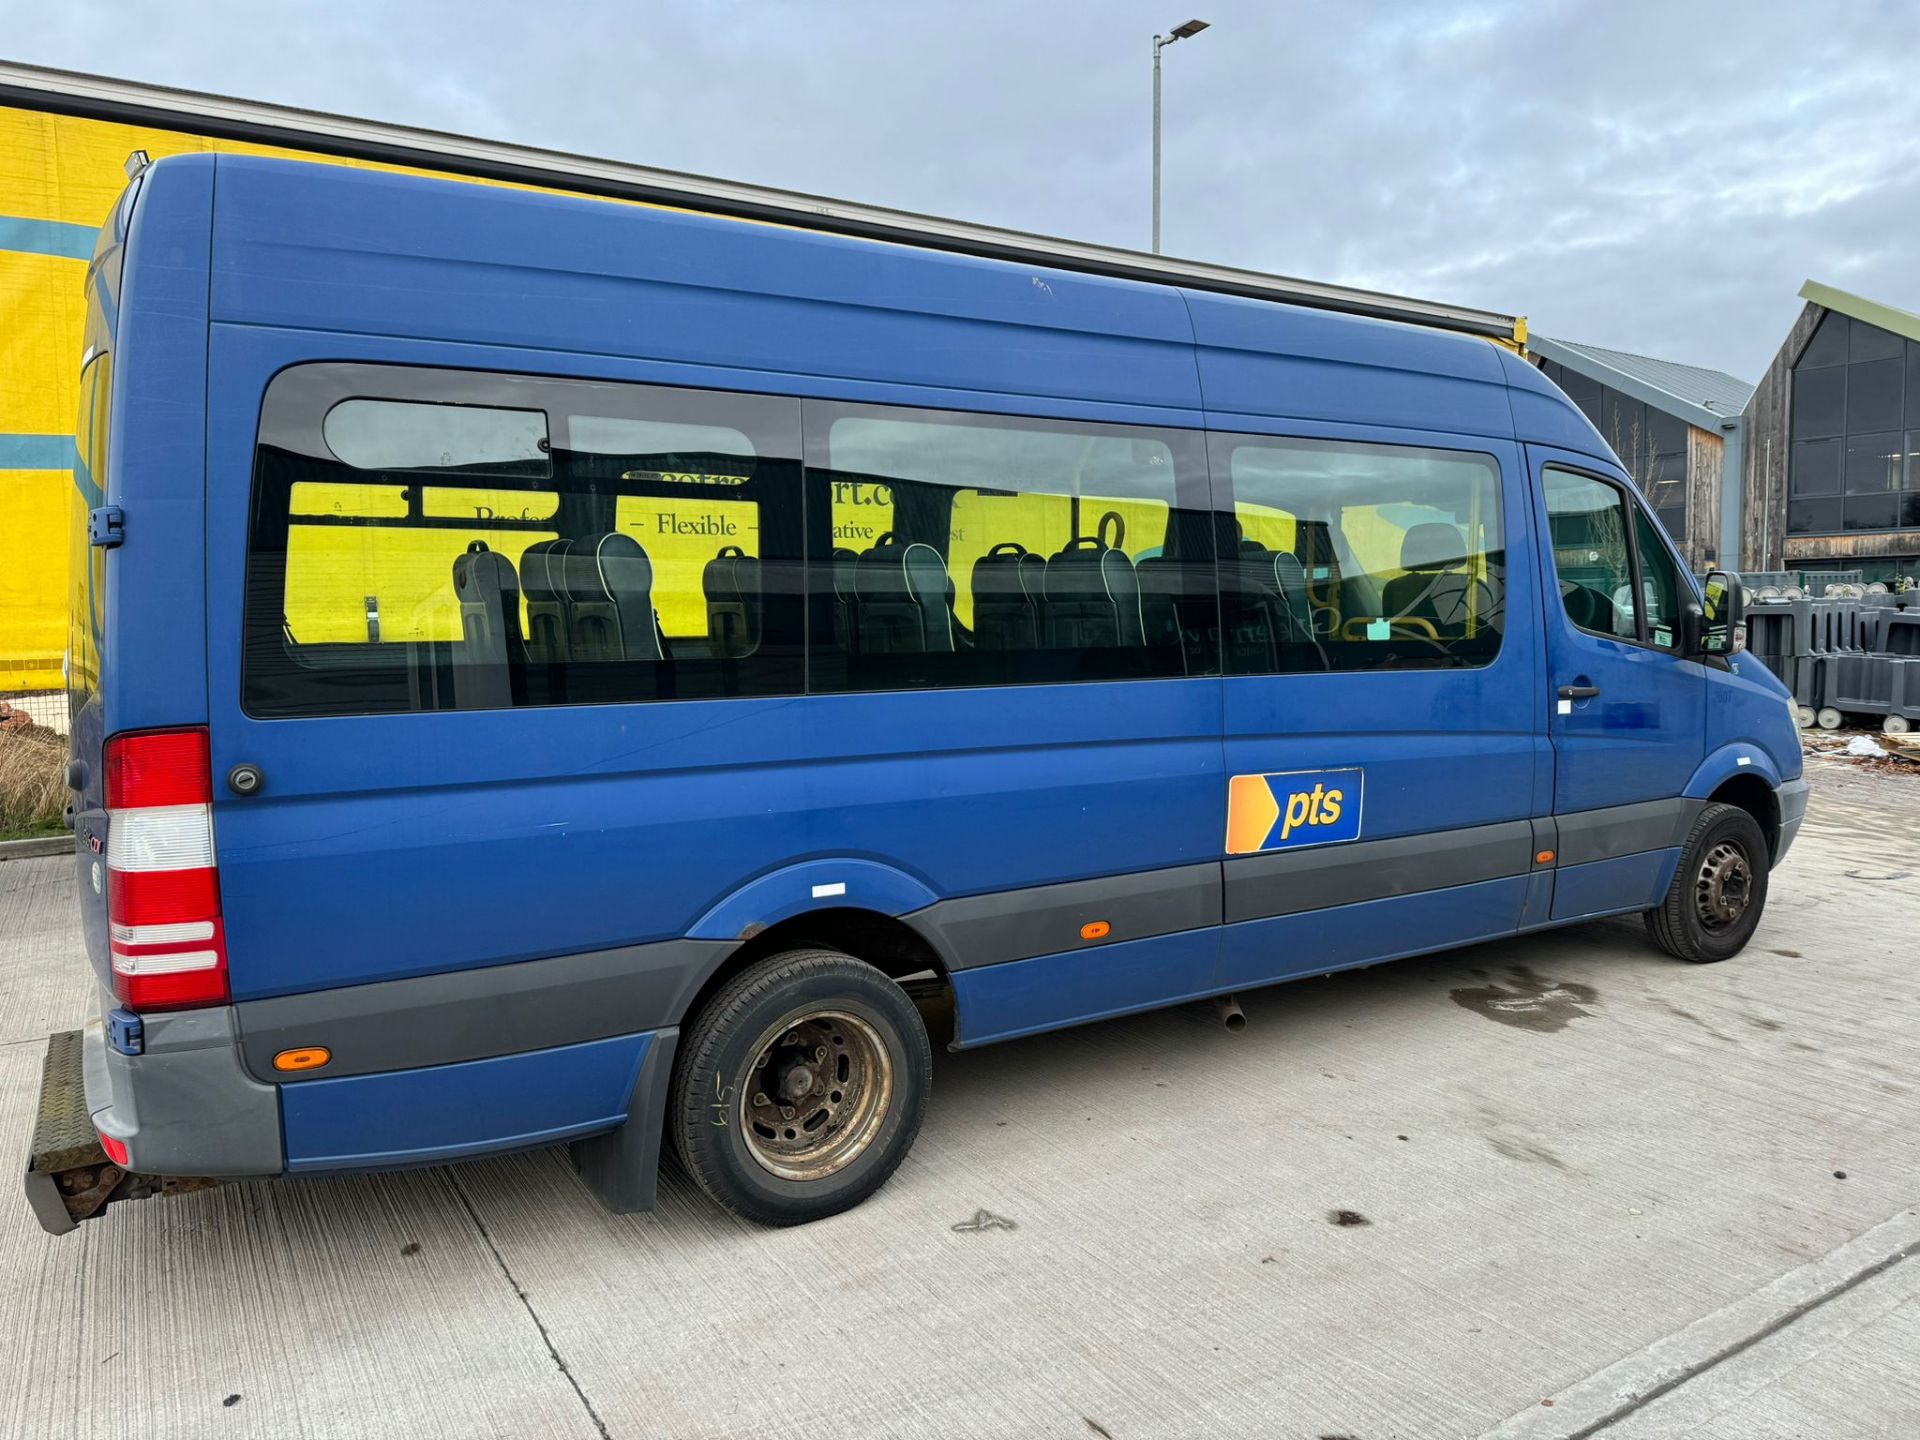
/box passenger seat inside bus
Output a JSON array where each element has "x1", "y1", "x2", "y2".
[
  {"x1": 1382, "y1": 523, "x2": 1491, "y2": 635},
  {"x1": 561, "y1": 532, "x2": 664, "y2": 662},
  {"x1": 521, "y1": 538, "x2": 573, "y2": 662},
  {"x1": 971, "y1": 542, "x2": 1046, "y2": 649},
  {"x1": 1045, "y1": 537, "x2": 1144, "y2": 648},
  {"x1": 451, "y1": 541, "x2": 527, "y2": 705},
  {"x1": 704, "y1": 545, "x2": 759, "y2": 658},
  {"x1": 851, "y1": 533, "x2": 955, "y2": 653}
]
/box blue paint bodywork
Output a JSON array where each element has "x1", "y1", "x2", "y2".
[
  {"x1": 78, "y1": 155, "x2": 1804, "y2": 1180},
  {"x1": 280, "y1": 1033, "x2": 653, "y2": 1171}
]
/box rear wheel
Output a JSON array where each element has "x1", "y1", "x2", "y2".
[
  {"x1": 1644, "y1": 803, "x2": 1770, "y2": 963},
  {"x1": 1884, "y1": 715, "x2": 1912, "y2": 735},
  {"x1": 669, "y1": 949, "x2": 930, "y2": 1226}
]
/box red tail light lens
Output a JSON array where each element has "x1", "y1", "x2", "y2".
[
  {"x1": 105, "y1": 727, "x2": 210, "y2": 809},
  {"x1": 103, "y1": 728, "x2": 228, "y2": 1012}
]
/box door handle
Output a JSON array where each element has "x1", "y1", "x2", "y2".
[{"x1": 1557, "y1": 684, "x2": 1601, "y2": 700}]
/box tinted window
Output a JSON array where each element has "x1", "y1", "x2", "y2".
[
  {"x1": 1788, "y1": 497, "x2": 1842, "y2": 533},
  {"x1": 245, "y1": 365, "x2": 804, "y2": 717},
  {"x1": 802, "y1": 401, "x2": 1216, "y2": 692},
  {"x1": 1792, "y1": 367, "x2": 1846, "y2": 439},
  {"x1": 1633, "y1": 509, "x2": 1683, "y2": 651},
  {"x1": 1789, "y1": 315, "x2": 1918, "y2": 536},
  {"x1": 1847, "y1": 357, "x2": 1905, "y2": 434},
  {"x1": 1792, "y1": 438, "x2": 1842, "y2": 497},
  {"x1": 1218, "y1": 435, "x2": 1504, "y2": 673},
  {"x1": 1603, "y1": 391, "x2": 1648, "y2": 472},
  {"x1": 1545, "y1": 469, "x2": 1685, "y2": 650},
  {"x1": 322, "y1": 399, "x2": 551, "y2": 476},
  {"x1": 1545, "y1": 470, "x2": 1637, "y2": 640},
  {"x1": 1845, "y1": 432, "x2": 1903, "y2": 495},
  {"x1": 1850, "y1": 318, "x2": 1904, "y2": 364},
  {"x1": 1798, "y1": 311, "x2": 1849, "y2": 368}
]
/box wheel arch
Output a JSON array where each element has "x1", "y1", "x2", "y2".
[
  {"x1": 1687, "y1": 745, "x2": 1786, "y2": 862},
  {"x1": 674, "y1": 906, "x2": 958, "y2": 1051},
  {"x1": 1704, "y1": 773, "x2": 1783, "y2": 863}
]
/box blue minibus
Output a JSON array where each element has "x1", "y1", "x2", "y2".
[{"x1": 28, "y1": 154, "x2": 1806, "y2": 1232}]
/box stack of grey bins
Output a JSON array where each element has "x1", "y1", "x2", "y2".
[{"x1": 1743, "y1": 582, "x2": 1920, "y2": 734}]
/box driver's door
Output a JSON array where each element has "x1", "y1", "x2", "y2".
[{"x1": 1529, "y1": 448, "x2": 1706, "y2": 919}]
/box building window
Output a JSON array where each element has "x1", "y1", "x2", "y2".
[
  {"x1": 1787, "y1": 314, "x2": 1920, "y2": 535},
  {"x1": 1537, "y1": 358, "x2": 1689, "y2": 544}
]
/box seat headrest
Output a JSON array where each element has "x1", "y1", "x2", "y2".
[
  {"x1": 520, "y1": 539, "x2": 572, "y2": 604},
  {"x1": 1401, "y1": 523, "x2": 1467, "y2": 573},
  {"x1": 562, "y1": 532, "x2": 651, "y2": 603}
]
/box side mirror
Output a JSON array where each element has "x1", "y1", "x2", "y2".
[{"x1": 1699, "y1": 570, "x2": 1746, "y2": 656}]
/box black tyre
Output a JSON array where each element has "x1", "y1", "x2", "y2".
[
  {"x1": 668, "y1": 948, "x2": 931, "y2": 1226},
  {"x1": 1644, "y1": 802, "x2": 1770, "y2": 963}
]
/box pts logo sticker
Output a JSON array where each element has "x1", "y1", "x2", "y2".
[{"x1": 1225, "y1": 768, "x2": 1364, "y2": 855}]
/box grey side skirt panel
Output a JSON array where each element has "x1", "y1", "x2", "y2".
[
  {"x1": 1224, "y1": 819, "x2": 1534, "y2": 925},
  {"x1": 1556, "y1": 798, "x2": 1705, "y2": 867},
  {"x1": 912, "y1": 861, "x2": 1222, "y2": 972},
  {"x1": 236, "y1": 938, "x2": 728, "y2": 1084}
]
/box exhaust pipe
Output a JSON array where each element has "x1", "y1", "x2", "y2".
[{"x1": 1213, "y1": 994, "x2": 1247, "y2": 1032}]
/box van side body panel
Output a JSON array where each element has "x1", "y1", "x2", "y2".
[{"x1": 73, "y1": 154, "x2": 1799, "y2": 1195}]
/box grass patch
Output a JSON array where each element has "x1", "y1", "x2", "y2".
[
  {"x1": 0, "y1": 821, "x2": 66, "y2": 844},
  {"x1": 0, "y1": 704, "x2": 67, "y2": 838}
]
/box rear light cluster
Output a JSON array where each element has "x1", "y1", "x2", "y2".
[{"x1": 104, "y1": 728, "x2": 229, "y2": 1011}]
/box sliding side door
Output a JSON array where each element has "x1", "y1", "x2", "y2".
[{"x1": 1211, "y1": 430, "x2": 1548, "y2": 987}]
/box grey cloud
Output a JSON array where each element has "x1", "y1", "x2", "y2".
[{"x1": 9, "y1": 0, "x2": 1916, "y2": 377}]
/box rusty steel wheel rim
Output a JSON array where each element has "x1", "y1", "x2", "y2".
[
  {"x1": 1694, "y1": 839, "x2": 1752, "y2": 931},
  {"x1": 739, "y1": 1009, "x2": 893, "y2": 1182}
]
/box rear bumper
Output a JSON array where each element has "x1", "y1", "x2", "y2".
[
  {"x1": 1775, "y1": 776, "x2": 1811, "y2": 865},
  {"x1": 83, "y1": 1002, "x2": 285, "y2": 1178},
  {"x1": 28, "y1": 982, "x2": 675, "y2": 1230}
]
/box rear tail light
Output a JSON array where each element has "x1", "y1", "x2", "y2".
[{"x1": 104, "y1": 728, "x2": 229, "y2": 1011}]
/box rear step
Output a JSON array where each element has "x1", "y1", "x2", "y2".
[{"x1": 23, "y1": 1029, "x2": 216, "y2": 1235}]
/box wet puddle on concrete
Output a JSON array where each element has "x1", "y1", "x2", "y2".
[{"x1": 1449, "y1": 964, "x2": 1598, "y2": 1032}]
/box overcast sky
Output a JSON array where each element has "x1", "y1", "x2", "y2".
[{"x1": 9, "y1": 0, "x2": 1917, "y2": 381}]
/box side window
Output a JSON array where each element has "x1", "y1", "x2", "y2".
[
  {"x1": 1216, "y1": 434, "x2": 1504, "y2": 673},
  {"x1": 1543, "y1": 469, "x2": 1635, "y2": 638},
  {"x1": 244, "y1": 365, "x2": 803, "y2": 717},
  {"x1": 803, "y1": 401, "x2": 1217, "y2": 692},
  {"x1": 1543, "y1": 467, "x2": 1682, "y2": 647},
  {"x1": 1633, "y1": 508, "x2": 1683, "y2": 650}
]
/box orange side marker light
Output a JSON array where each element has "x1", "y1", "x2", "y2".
[
  {"x1": 1080, "y1": 920, "x2": 1111, "y2": 941},
  {"x1": 1535, "y1": 850, "x2": 1556, "y2": 865},
  {"x1": 274, "y1": 1046, "x2": 331, "y2": 1072}
]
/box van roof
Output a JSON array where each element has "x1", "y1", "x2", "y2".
[{"x1": 186, "y1": 153, "x2": 1604, "y2": 457}]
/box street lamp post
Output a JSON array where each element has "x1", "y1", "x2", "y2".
[{"x1": 1152, "y1": 17, "x2": 1209, "y2": 254}]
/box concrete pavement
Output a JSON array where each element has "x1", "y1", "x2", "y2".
[{"x1": 3, "y1": 756, "x2": 1916, "y2": 1439}]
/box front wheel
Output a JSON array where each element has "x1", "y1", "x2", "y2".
[
  {"x1": 1644, "y1": 802, "x2": 1770, "y2": 963},
  {"x1": 668, "y1": 949, "x2": 931, "y2": 1226}
]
